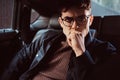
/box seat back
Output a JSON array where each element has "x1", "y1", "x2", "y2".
[{"x1": 99, "y1": 16, "x2": 120, "y2": 53}]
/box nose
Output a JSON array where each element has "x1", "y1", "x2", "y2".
[{"x1": 71, "y1": 20, "x2": 79, "y2": 29}]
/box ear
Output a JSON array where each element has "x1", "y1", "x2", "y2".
[
  {"x1": 58, "y1": 17, "x2": 63, "y2": 28},
  {"x1": 89, "y1": 15, "x2": 94, "y2": 26}
]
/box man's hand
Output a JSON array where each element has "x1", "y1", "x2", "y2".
[{"x1": 67, "y1": 31, "x2": 86, "y2": 57}]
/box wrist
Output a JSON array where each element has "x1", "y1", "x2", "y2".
[{"x1": 74, "y1": 49, "x2": 84, "y2": 57}]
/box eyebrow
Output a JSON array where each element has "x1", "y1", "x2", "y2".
[
  {"x1": 63, "y1": 15, "x2": 86, "y2": 18},
  {"x1": 64, "y1": 16, "x2": 73, "y2": 18}
]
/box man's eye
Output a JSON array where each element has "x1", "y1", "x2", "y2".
[
  {"x1": 64, "y1": 17, "x2": 73, "y2": 23},
  {"x1": 77, "y1": 16, "x2": 86, "y2": 21}
]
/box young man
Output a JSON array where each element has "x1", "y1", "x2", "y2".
[{"x1": 1, "y1": 0, "x2": 116, "y2": 80}]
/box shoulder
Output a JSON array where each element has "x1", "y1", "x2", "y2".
[
  {"x1": 32, "y1": 29, "x2": 63, "y2": 42},
  {"x1": 91, "y1": 38, "x2": 116, "y2": 55}
]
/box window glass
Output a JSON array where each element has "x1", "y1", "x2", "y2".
[
  {"x1": 0, "y1": 0, "x2": 14, "y2": 29},
  {"x1": 30, "y1": 0, "x2": 120, "y2": 21},
  {"x1": 92, "y1": 0, "x2": 120, "y2": 16}
]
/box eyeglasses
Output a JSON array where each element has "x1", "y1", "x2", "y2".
[{"x1": 61, "y1": 15, "x2": 90, "y2": 27}]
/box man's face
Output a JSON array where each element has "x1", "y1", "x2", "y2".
[{"x1": 58, "y1": 7, "x2": 93, "y2": 38}]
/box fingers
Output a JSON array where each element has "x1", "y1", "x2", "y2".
[
  {"x1": 67, "y1": 36, "x2": 71, "y2": 46},
  {"x1": 67, "y1": 31, "x2": 83, "y2": 47},
  {"x1": 71, "y1": 33, "x2": 78, "y2": 48},
  {"x1": 66, "y1": 31, "x2": 86, "y2": 56}
]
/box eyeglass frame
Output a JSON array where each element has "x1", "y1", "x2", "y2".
[{"x1": 60, "y1": 15, "x2": 91, "y2": 27}]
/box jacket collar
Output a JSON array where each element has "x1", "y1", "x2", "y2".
[{"x1": 85, "y1": 31, "x2": 94, "y2": 47}]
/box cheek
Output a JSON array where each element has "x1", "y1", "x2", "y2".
[
  {"x1": 62, "y1": 27, "x2": 71, "y2": 37},
  {"x1": 59, "y1": 23, "x2": 68, "y2": 36},
  {"x1": 84, "y1": 23, "x2": 90, "y2": 36},
  {"x1": 78, "y1": 25, "x2": 88, "y2": 31},
  {"x1": 78, "y1": 24, "x2": 89, "y2": 36}
]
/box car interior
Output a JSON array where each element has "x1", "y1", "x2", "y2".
[{"x1": 0, "y1": 0, "x2": 120, "y2": 79}]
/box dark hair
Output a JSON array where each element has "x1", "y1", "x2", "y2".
[{"x1": 58, "y1": 0, "x2": 91, "y2": 16}]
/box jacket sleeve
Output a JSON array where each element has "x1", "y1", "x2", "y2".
[
  {"x1": 90, "y1": 39, "x2": 117, "y2": 63},
  {"x1": 1, "y1": 37, "x2": 43, "y2": 80},
  {"x1": 67, "y1": 50, "x2": 95, "y2": 80},
  {"x1": 68, "y1": 39, "x2": 117, "y2": 80}
]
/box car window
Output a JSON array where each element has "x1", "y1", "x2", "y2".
[
  {"x1": 30, "y1": 0, "x2": 120, "y2": 23},
  {"x1": 92, "y1": 0, "x2": 120, "y2": 16},
  {"x1": 0, "y1": 0, "x2": 14, "y2": 29}
]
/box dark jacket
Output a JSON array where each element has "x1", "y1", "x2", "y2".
[{"x1": 1, "y1": 29, "x2": 116, "y2": 80}]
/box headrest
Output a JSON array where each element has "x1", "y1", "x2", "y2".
[
  {"x1": 30, "y1": 16, "x2": 50, "y2": 30},
  {"x1": 48, "y1": 15, "x2": 62, "y2": 30}
]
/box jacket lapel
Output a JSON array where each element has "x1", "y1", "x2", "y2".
[{"x1": 29, "y1": 31, "x2": 63, "y2": 69}]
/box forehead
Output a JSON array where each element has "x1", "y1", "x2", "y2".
[{"x1": 61, "y1": 8, "x2": 90, "y2": 17}]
